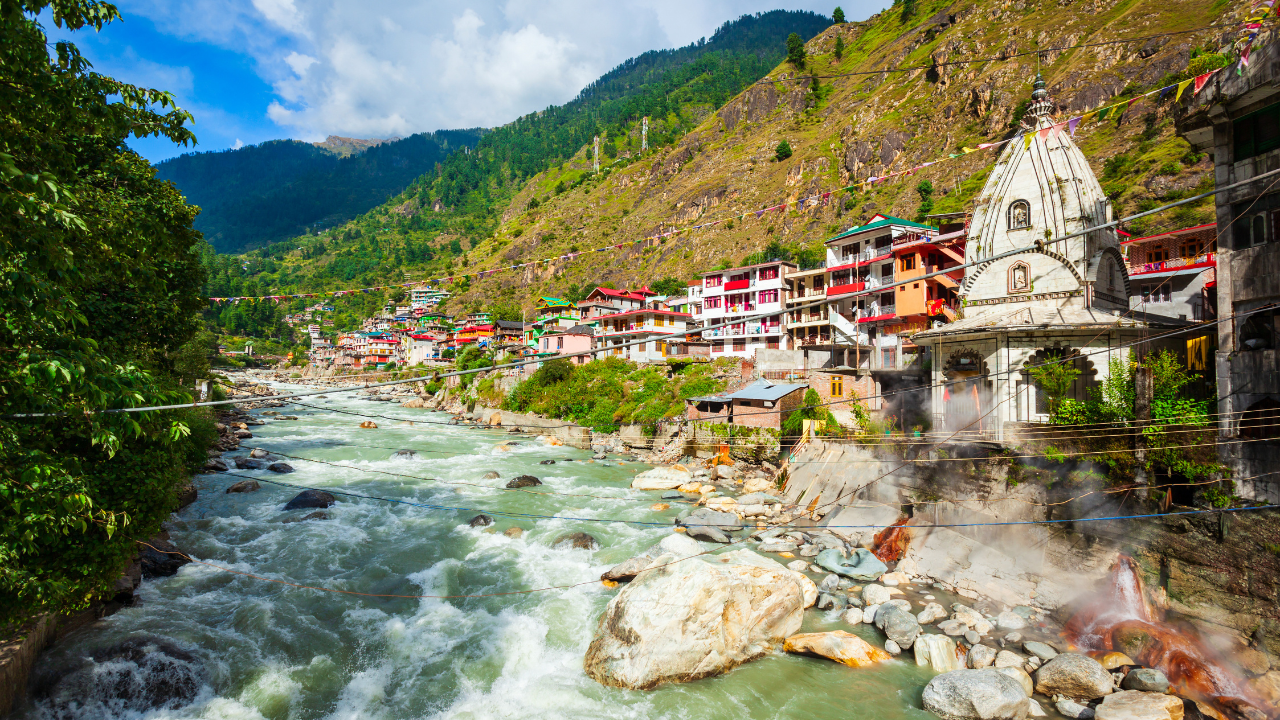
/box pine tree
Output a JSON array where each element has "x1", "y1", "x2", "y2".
[
  {"x1": 833, "y1": 6, "x2": 846, "y2": 23},
  {"x1": 915, "y1": 180, "x2": 935, "y2": 221},
  {"x1": 835, "y1": 35, "x2": 845, "y2": 60},
  {"x1": 776, "y1": 140, "x2": 794, "y2": 161},
  {"x1": 786, "y1": 33, "x2": 807, "y2": 68}
]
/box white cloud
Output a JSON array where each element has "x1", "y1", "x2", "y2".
[
  {"x1": 232, "y1": 138, "x2": 245, "y2": 149},
  {"x1": 117, "y1": 0, "x2": 889, "y2": 140}
]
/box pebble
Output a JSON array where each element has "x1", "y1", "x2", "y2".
[
  {"x1": 843, "y1": 607, "x2": 863, "y2": 625},
  {"x1": 965, "y1": 630, "x2": 981, "y2": 645},
  {"x1": 884, "y1": 639, "x2": 901, "y2": 655}
]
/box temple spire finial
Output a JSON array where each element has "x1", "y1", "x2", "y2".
[{"x1": 1025, "y1": 72, "x2": 1054, "y2": 125}]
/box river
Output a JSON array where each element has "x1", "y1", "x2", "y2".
[{"x1": 20, "y1": 389, "x2": 938, "y2": 720}]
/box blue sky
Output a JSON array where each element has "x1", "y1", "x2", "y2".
[{"x1": 50, "y1": 0, "x2": 888, "y2": 164}]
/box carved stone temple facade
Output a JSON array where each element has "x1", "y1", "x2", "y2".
[{"x1": 914, "y1": 75, "x2": 1156, "y2": 440}]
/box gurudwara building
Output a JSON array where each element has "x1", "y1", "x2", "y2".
[{"x1": 914, "y1": 75, "x2": 1154, "y2": 440}]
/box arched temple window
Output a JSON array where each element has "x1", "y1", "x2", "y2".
[
  {"x1": 1008, "y1": 260, "x2": 1031, "y2": 294},
  {"x1": 1008, "y1": 200, "x2": 1032, "y2": 230}
]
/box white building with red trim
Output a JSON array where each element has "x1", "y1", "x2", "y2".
[
  {"x1": 693, "y1": 260, "x2": 794, "y2": 358},
  {"x1": 596, "y1": 307, "x2": 691, "y2": 363}
]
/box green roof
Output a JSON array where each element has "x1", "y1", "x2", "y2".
[
  {"x1": 537, "y1": 296, "x2": 573, "y2": 308},
  {"x1": 827, "y1": 214, "x2": 937, "y2": 243}
]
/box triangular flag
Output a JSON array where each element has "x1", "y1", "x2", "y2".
[
  {"x1": 1082, "y1": 111, "x2": 1098, "y2": 124},
  {"x1": 1038, "y1": 126, "x2": 1051, "y2": 139},
  {"x1": 1023, "y1": 134, "x2": 1035, "y2": 151},
  {"x1": 1067, "y1": 116, "x2": 1082, "y2": 136},
  {"x1": 977, "y1": 142, "x2": 996, "y2": 149},
  {"x1": 962, "y1": 146, "x2": 977, "y2": 154},
  {"x1": 1097, "y1": 106, "x2": 1112, "y2": 121},
  {"x1": 1159, "y1": 85, "x2": 1174, "y2": 101},
  {"x1": 1176, "y1": 78, "x2": 1193, "y2": 102},
  {"x1": 1193, "y1": 71, "x2": 1213, "y2": 95}
]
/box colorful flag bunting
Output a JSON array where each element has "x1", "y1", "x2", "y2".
[
  {"x1": 1175, "y1": 78, "x2": 1193, "y2": 102},
  {"x1": 1193, "y1": 71, "x2": 1213, "y2": 95}
]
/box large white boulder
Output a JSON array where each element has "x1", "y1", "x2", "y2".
[
  {"x1": 922, "y1": 669, "x2": 1030, "y2": 720},
  {"x1": 631, "y1": 467, "x2": 693, "y2": 490},
  {"x1": 915, "y1": 633, "x2": 962, "y2": 673},
  {"x1": 584, "y1": 549, "x2": 808, "y2": 689}
]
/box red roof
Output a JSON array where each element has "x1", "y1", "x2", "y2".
[
  {"x1": 589, "y1": 287, "x2": 651, "y2": 302},
  {"x1": 1122, "y1": 223, "x2": 1215, "y2": 245}
]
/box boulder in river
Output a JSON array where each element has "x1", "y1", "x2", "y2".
[
  {"x1": 233, "y1": 457, "x2": 265, "y2": 470},
  {"x1": 267, "y1": 462, "x2": 294, "y2": 474},
  {"x1": 684, "y1": 525, "x2": 730, "y2": 543},
  {"x1": 631, "y1": 467, "x2": 693, "y2": 490},
  {"x1": 539, "y1": 459, "x2": 556, "y2": 465},
  {"x1": 1121, "y1": 668, "x2": 1170, "y2": 694},
  {"x1": 553, "y1": 532, "x2": 600, "y2": 550},
  {"x1": 875, "y1": 604, "x2": 922, "y2": 649},
  {"x1": 601, "y1": 534, "x2": 704, "y2": 582},
  {"x1": 994, "y1": 666, "x2": 1035, "y2": 697},
  {"x1": 1093, "y1": 690, "x2": 1183, "y2": 720},
  {"x1": 916, "y1": 633, "x2": 961, "y2": 673},
  {"x1": 921, "y1": 668, "x2": 1030, "y2": 720},
  {"x1": 1022, "y1": 641, "x2": 1058, "y2": 662},
  {"x1": 226, "y1": 480, "x2": 260, "y2": 494},
  {"x1": 506, "y1": 475, "x2": 542, "y2": 489},
  {"x1": 863, "y1": 584, "x2": 892, "y2": 606},
  {"x1": 139, "y1": 536, "x2": 190, "y2": 578},
  {"x1": 482, "y1": 471, "x2": 501, "y2": 480},
  {"x1": 785, "y1": 631, "x2": 892, "y2": 668},
  {"x1": 469, "y1": 514, "x2": 495, "y2": 527},
  {"x1": 203, "y1": 458, "x2": 228, "y2": 472},
  {"x1": 249, "y1": 448, "x2": 272, "y2": 459},
  {"x1": 680, "y1": 508, "x2": 743, "y2": 531},
  {"x1": 583, "y1": 549, "x2": 808, "y2": 689},
  {"x1": 1033, "y1": 653, "x2": 1114, "y2": 701},
  {"x1": 283, "y1": 490, "x2": 336, "y2": 511},
  {"x1": 359, "y1": 421, "x2": 377, "y2": 429},
  {"x1": 282, "y1": 511, "x2": 329, "y2": 524},
  {"x1": 815, "y1": 548, "x2": 887, "y2": 581},
  {"x1": 919, "y1": 602, "x2": 948, "y2": 624},
  {"x1": 969, "y1": 644, "x2": 998, "y2": 669},
  {"x1": 36, "y1": 637, "x2": 204, "y2": 716},
  {"x1": 393, "y1": 449, "x2": 416, "y2": 458}
]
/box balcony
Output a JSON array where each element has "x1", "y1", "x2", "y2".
[
  {"x1": 724, "y1": 278, "x2": 752, "y2": 291},
  {"x1": 724, "y1": 304, "x2": 757, "y2": 314},
  {"x1": 892, "y1": 231, "x2": 934, "y2": 248},
  {"x1": 785, "y1": 288, "x2": 827, "y2": 302},
  {"x1": 702, "y1": 324, "x2": 782, "y2": 338},
  {"x1": 1128, "y1": 252, "x2": 1216, "y2": 276},
  {"x1": 830, "y1": 247, "x2": 893, "y2": 269}
]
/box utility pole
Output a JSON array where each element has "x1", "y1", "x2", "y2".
[
  {"x1": 593, "y1": 136, "x2": 600, "y2": 172},
  {"x1": 642, "y1": 117, "x2": 648, "y2": 151}
]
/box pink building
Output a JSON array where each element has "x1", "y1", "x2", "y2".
[{"x1": 537, "y1": 325, "x2": 597, "y2": 365}]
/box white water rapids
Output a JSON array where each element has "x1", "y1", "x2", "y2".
[{"x1": 19, "y1": 389, "x2": 937, "y2": 720}]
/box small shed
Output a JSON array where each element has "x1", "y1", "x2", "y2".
[{"x1": 686, "y1": 379, "x2": 808, "y2": 430}]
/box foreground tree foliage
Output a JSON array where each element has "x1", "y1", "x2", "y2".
[{"x1": 0, "y1": 0, "x2": 209, "y2": 628}]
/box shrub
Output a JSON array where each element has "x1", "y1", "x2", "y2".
[{"x1": 775, "y1": 139, "x2": 794, "y2": 161}]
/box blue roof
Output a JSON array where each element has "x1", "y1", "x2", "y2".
[{"x1": 689, "y1": 379, "x2": 807, "y2": 404}]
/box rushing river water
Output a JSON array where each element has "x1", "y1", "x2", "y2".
[{"x1": 21, "y1": 389, "x2": 940, "y2": 720}]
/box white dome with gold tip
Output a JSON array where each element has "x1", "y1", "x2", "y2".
[{"x1": 960, "y1": 73, "x2": 1129, "y2": 314}]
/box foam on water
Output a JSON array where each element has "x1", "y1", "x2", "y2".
[{"x1": 21, "y1": 388, "x2": 939, "y2": 720}]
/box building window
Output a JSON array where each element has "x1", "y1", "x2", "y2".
[
  {"x1": 557, "y1": 337, "x2": 564, "y2": 349},
  {"x1": 704, "y1": 297, "x2": 721, "y2": 309},
  {"x1": 881, "y1": 348, "x2": 896, "y2": 368},
  {"x1": 712, "y1": 342, "x2": 723, "y2": 353},
  {"x1": 759, "y1": 267, "x2": 780, "y2": 280},
  {"x1": 831, "y1": 376, "x2": 844, "y2": 397},
  {"x1": 1240, "y1": 308, "x2": 1280, "y2": 350},
  {"x1": 1008, "y1": 200, "x2": 1032, "y2": 230},
  {"x1": 733, "y1": 338, "x2": 746, "y2": 352},
  {"x1": 1148, "y1": 247, "x2": 1168, "y2": 263},
  {"x1": 758, "y1": 289, "x2": 779, "y2": 303},
  {"x1": 1234, "y1": 102, "x2": 1280, "y2": 161},
  {"x1": 1180, "y1": 241, "x2": 1200, "y2": 258},
  {"x1": 901, "y1": 255, "x2": 916, "y2": 271},
  {"x1": 705, "y1": 275, "x2": 722, "y2": 287},
  {"x1": 880, "y1": 264, "x2": 894, "y2": 279},
  {"x1": 1141, "y1": 284, "x2": 1171, "y2": 303},
  {"x1": 655, "y1": 316, "x2": 664, "y2": 327}
]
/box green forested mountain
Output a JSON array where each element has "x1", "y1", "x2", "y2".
[
  {"x1": 203, "y1": 10, "x2": 834, "y2": 299},
  {"x1": 157, "y1": 129, "x2": 484, "y2": 253}
]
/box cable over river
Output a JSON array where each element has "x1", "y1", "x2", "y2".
[{"x1": 19, "y1": 387, "x2": 940, "y2": 720}]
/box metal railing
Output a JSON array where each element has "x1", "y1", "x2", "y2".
[{"x1": 1128, "y1": 252, "x2": 1215, "y2": 275}]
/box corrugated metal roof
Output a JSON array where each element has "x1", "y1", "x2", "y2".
[{"x1": 689, "y1": 379, "x2": 807, "y2": 404}]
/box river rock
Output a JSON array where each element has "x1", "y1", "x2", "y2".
[
  {"x1": 249, "y1": 448, "x2": 272, "y2": 459},
  {"x1": 226, "y1": 480, "x2": 260, "y2": 493},
  {"x1": 1100, "y1": 652, "x2": 1136, "y2": 670},
  {"x1": 1034, "y1": 653, "x2": 1114, "y2": 701},
  {"x1": 816, "y1": 593, "x2": 845, "y2": 611},
  {"x1": 267, "y1": 462, "x2": 294, "y2": 474},
  {"x1": 583, "y1": 549, "x2": 807, "y2": 689},
  {"x1": 996, "y1": 611, "x2": 1027, "y2": 631},
  {"x1": 953, "y1": 605, "x2": 985, "y2": 626},
  {"x1": 283, "y1": 489, "x2": 336, "y2": 510},
  {"x1": 863, "y1": 584, "x2": 892, "y2": 606},
  {"x1": 393, "y1": 449, "x2": 416, "y2": 458},
  {"x1": 758, "y1": 540, "x2": 799, "y2": 553},
  {"x1": 995, "y1": 651, "x2": 1024, "y2": 669},
  {"x1": 916, "y1": 633, "x2": 962, "y2": 673},
  {"x1": 685, "y1": 525, "x2": 731, "y2": 543},
  {"x1": 1023, "y1": 641, "x2": 1059, "y2": 662},
  {"x1": 139, "y1": 536, "x2": 190, "y2": 578},
  {"x1": 539, "y1": 459, "x2": 556, "y2": 465},
  {"x1": 819, "y1": 574, "x2": 841, "y2": 592},
  {"x1": 482, "y1": 471, "x2": 501, "y2": 479},
  {"x1": 967, "y1": 630, "x2": 983, "y2": 646},
  {"x1": 631, "y1": 467, "x2": 693, "y2": 490},
  {"x1": 553, "y1": 532, "x2": 600, "y2": 550},
  {"x1": 204, "y1": 458, "x2": 228, "y2": 472},
  {"x1": 995, "y1": 666, "x2": 1035, "y2": 697},
  {"x1": 738, "y1": 492, "x2": 781, "y2": 505},
  {"x1": 233, "y1": 457, "x2": 264, "y2": 470},
  {"x1": 506, "y1": 475, "x2": 542, "y2": 489},
  {"x1": 785, "y1": 631, "x2": 892, "y2": 668},
  {"x1": 38, "y1": 637, "x2": 204, "y2": 716},
  {"x1": 921, "y1": 668, "x2": 1030, "y2": 720},
  {"x1": 875, "y1": 604, "x2": 921, "y2": 649},
  {"x1": 468, "y1": 514, "x2": 494, "y2": 527},
  {"x1": 1093, "y1": 690, "x2": 1184, "y2": 720},
  {"x1": 601, "y1": 534, "x2": 705, "y2": 582},
  {"x1": 886, "y1": 639, "x2": 902, "y2": 655},
  {"x1": 1027, "y1": 699, "x2": 1046, "y2": 717},
  {"x1": 1121, "y1": 668, "x2": 1170, "y2": 694},
  {"x1": 683, "y1": 508, "x2": 743, "y2": 529},
  {"x1": 969, "y1": 644, "x2": 997, "y2": 669},
  {"x1": 504, "y1": 527, "x2": 524, "y2": 539},
  {"x1": 940, "y1": 620, "x2": 969, "y2": 636},
  {"x1": 816, "y1": 548, "x2": 887, "y2": 581},
  {"x1": 919, "y1": 602, "x2": 948, "y2": 624},
  {"x1": 844, "y1": 607, "x2": 864, "y2": 625},
  {"x1": 1057, "y1": 699, "x2": 1095, "y2": 719},
  {"x1": 787, "y1": 560, "x2": 809, "y2": 573},
  {"x1": 234, "y1": 429, "x2": 253, "y2": 438},
  {"x1": 282, "y1": 511, "x2": 328, "y2": 523}
]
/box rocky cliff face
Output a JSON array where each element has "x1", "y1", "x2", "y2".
[{"x1": 448, "y1": 0, "x2": 1226, "y2": 307}]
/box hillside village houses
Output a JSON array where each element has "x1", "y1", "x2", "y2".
[{"x1": 305, "y1": 76, "x2": 1222, "y2": 439}]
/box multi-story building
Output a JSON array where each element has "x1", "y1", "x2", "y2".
[
  {"x1": 525, "y1": 297, "x2": 579, "y2": 346},
  {"x1": 693, "y1": 260, "x2": 794, "y2": 358},
  {"x1": 596, "y1": 308, "x2": 692, "y2": 363},
  {"x1": 1122, "y1": 223, "x2": 1217, "y2": 322},
  {"x1": 1178, "y1": 45, "x2": 1280, "y2": 500},
  {"x1": 536, "y1": 325, "x2": 597, "y2": 364}
]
